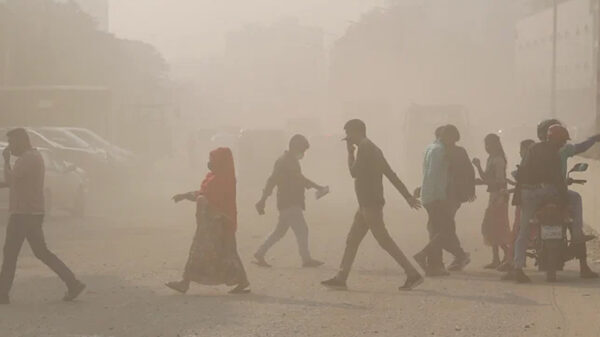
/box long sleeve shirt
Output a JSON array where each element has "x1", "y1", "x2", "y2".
[
  {"x1": 6, "y1": 149, "x2": 45, "y2": 215},
  {"x1": 351, "y1": 138, "x2": 411, "y2": 208},
  {"x1": 421, "y1": 141, "x2": 448, "y2": 205},
  {"x1": 262, "y1": 151, "x2": 315, "y2": 211},
  {"x1": 559, "y1": 137, "x2": 598, "y2": 177}
]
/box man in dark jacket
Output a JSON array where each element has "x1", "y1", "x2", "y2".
[{"x1": 254, "y1": 134, "x2": 327, "y2": 268}]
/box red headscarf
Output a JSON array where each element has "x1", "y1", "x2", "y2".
[{"x1": 197, "y1": 147, "x2": 238, "y2": 231}]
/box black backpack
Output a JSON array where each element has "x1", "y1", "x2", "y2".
[{"x1": 447, "y1": 146, "x2": 476, "y2": 203}]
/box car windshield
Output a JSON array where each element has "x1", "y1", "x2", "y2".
[
  {"x1": 37, "y1": 129, "x2": 90, "y2": 149},
  {"x1": 68, "y1": 129, "x2": 110, "y2": 149}
]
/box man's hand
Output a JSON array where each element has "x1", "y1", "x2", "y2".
[
  {"x1": 255, "y1": 199, "x2": 266, "y2": 215},
  {"x1": 2, "y1": 148, "x2": 10, "y2": 163},
  {"x1": 346, "y1": 140, "x2": 356, "y2": 155},
  {"x1": 406, "y1": 196, "x2": 422, "y2": 210},
  {"x1": 413, "y1": 187, "x2": 421, "y2": 199},
  {"x1": 172, "y1": 193, "x2": 188, "y2": 203}
]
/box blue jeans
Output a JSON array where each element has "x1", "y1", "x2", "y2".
[{"x1": 513, "y1": 186, "x2": 559, "y2": 269}]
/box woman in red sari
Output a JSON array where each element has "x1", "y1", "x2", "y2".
[{"x1": 166, "y1": 147, "x2": 250, "y2": 294}]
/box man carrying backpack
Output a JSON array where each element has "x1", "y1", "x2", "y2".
[{"x1": 414, "y1": 125, "x2": 472, "y2": 275}]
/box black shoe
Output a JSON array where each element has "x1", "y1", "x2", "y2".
[
  {"x1": 413, "y1": 252, "x2": 428, "y2": 273},
  {"x1": 581, "y1": 267, "x2": 599, "y2": 279},
  {"x1": 496, "y1": 262, "x2": 513, "y2": 272},
  {"x1": 63, "y1": 281, "x2": 86, "y2": 302},
  {"x1": 484, "y1": 261, "x2": 501, "y2": 269},
  {"x1": 399, "y1": 274, "x2": 424, "y2": 291},
  {"x1": 252, "y1": 254, "x2": 272, "y2": 268},
  {"x1": 0, "y1": 294, "x2": 9, "y2": 305},
  {"x1": 515, "y1": 269, "x2": 531, "y2": 284},
  {"x1": 165, "y1": 281, "x2": 189, "y2": 294},
  {"x1": 321, "y1": 277, "x2": 347, "y2": 290},
  {"x1": 426, "y1": 267, "x2": 450, "y2": 277},
  {"x1": 448, "y1": 253, "x2": 471, "y2": 272},
  {"x1": 571, "y1": 234, "x2": 596, "y2": 245},
  {"x1": 302, "y1": 259, "x2": 324, "y2": 268}
]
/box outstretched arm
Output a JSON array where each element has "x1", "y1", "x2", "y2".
[
  {"x1": 172, "y1": 191, "x2": 198, "y2": 203},
  {"x1": 573, "y1": 134, "x2": 600, "y2": 156}
]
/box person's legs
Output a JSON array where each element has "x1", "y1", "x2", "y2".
[
  {"x1": 335, "y1": 210, "x2": 369, "y2": 281},
  {"x1": 513, "y1": 191, "x2": 537, "y2": 270},
  {"x1": 287, "y1": 207, "x2": 312, "y2": 263},
  {"x1": 418, "y1": 202, "x2": 445, "y2": 269},
  {"x1": 363, "y1": 207, "x2": 420, "y2": 277},
  {"x1": 25, "y1": 216, "x2": 78, "y2": 288},
  {"x1": 442, "y1": 202, "x2": 466, "y2": 260},
  {"x1": 511, "y1": 187, "x2": 557, "y2": 282},
  {"x1": 425, "y1": 205, "x2": 444, "y2": 270},
  {"x1": 0, "y1": 215, "x2": 28, "y2": 299},
  {"x1": 567, "y1": 190, "x2": 585, "y2": 241},
  {"x1": 255, "y1": 209, "x2": 292, "y2": 259}
]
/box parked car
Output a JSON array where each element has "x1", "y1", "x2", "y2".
[
  {"x1": 0, "y1": 143, "x2": 88, "y2": 217},
  {"x1": 63, "y1": 127, "x2": 134, "y2": 165},
  {"x1": 0, "y1": 127, "x2": 110, "y2": 180}
]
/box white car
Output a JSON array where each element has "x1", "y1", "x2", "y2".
[
  {"x1": 0, "y1": 127, "x2": 109, "y2": 180},
  {"x1": 63, "y1": 127, "x2": 134, "y2": 165},
  {"x1": 0, "y1": 143, "x2": 88, "y2": 217}
]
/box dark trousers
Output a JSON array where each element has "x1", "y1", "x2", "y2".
[
  {"x1": 336, "y1": 206, "x2": 419, "y2": 281},
  {"x1": 422, "y1": 201, "x2": 465, "y2": 268},
  {"x1": 0, "y1": 214, "x2": 78, "y2": 295}
]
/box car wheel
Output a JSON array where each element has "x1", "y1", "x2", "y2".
[{"x1": 71, "y1": 186, "x2": 85, "y2": 218}]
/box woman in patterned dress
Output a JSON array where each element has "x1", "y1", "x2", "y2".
[{"x1": 166, "y1": 147, "x2": 250, "y2": 294}]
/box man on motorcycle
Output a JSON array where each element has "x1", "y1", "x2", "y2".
[
  {"x1": 536, "y1": 119, "x2": 598, "y2": 279},
  {"x1": 507, "y1": 125, "x2": 571, "y2": 283}
]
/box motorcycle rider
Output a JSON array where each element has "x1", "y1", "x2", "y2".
[
  {"x1": 535, "y1": 119, "x2": 598, "y2": 278},
  {"x1": 506, "y1": 125, "x2": 571, "y2": 283}
]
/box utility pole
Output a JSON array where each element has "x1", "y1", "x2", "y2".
[{"x1": 550, "y1": 0, "x2": 558, "y2": 118}]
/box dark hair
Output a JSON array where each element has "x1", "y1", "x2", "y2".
[
  {"x1": 485, "y1": 133, "x2": 506, "y2": 163},
  {"x1": 6, "y1": 128, "x2": 32, "y2": 149},
  {"x1": 520, "y1": 139, "x2": 535, "y2": 151},
  {"x1": 344, "y1": 119, "x2": 366, "y2": 136},
  {"x1": 537, "y1": 119, "x2": 562, "y2": 141},
  {"x1": 434, "y1": 126, "x2": 445, "y2": 139},
  {"x1": 441, "y1": 124, "x2": 460, "y2": 144},
  {"x1": 289, "y1": 134, "x2": 310, "y2": 152}
]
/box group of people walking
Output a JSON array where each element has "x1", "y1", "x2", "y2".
[{"x1": 0, "y1": 117, "x2": 598, "y2": 303}]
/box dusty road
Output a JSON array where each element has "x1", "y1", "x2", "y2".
[{"x1": 0, "y1": 181, "x2": 599, "y2": 337}]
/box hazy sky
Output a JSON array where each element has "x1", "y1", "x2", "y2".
[{"x1": 109, "y1": 0, "x2": 386, "y2": 61}]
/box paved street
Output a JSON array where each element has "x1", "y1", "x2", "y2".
[{"x1": 0, "y1": 185, "x2": 598, "y2": 337}]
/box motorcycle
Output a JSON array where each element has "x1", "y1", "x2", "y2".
[{"x1": 527, "y1": 163, "x2": 588, "y2": 282}]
